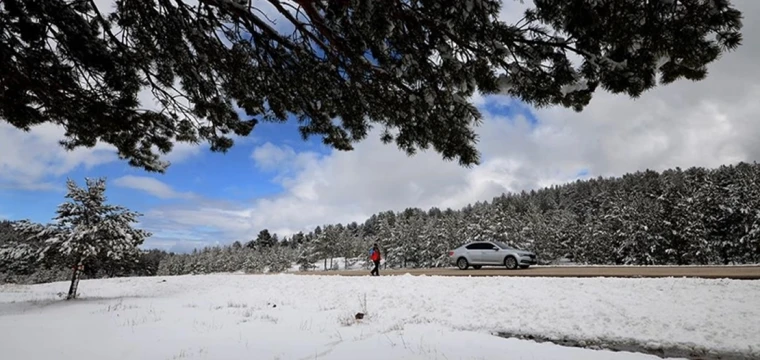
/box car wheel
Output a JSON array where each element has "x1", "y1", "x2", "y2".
[
  {"x1": 473, "y1": 265, "x2": 482, "y2": 270},
  {"x1": 519, "y1": 265, "x2": 530, "y2": 269},
  {"x1": 457, "y1": 257, "x2": 469, "y2": 270},
  {"x1": 504, "y1": 256, "x2": 518, "y2": 270}
]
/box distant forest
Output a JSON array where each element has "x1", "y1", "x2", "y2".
[{"x1": 2, "y1": 162, "x2": 759, "y2": 284}]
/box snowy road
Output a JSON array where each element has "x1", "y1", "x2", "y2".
[{"x1": 301, "y1": 265, "x2": 760, "y2": 279}]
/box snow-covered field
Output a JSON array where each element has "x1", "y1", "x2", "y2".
[{"x1": 1, "y1": 274, "x2": 759, "y2": 360}]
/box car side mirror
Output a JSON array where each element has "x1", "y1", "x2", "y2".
[{"x1": 492, "y1": 247, "x2": 499, "y2": 251}]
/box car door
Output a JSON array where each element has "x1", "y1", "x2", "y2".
[
  {"x1": 464, "y1": 242, "x2": 486, "y2": 263},
  {"x1": 480, "y1": 242, "x2": 502, "y2": 264}
]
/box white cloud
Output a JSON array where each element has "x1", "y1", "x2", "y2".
[
  {"x1": 0, "y1": 64, "x2": 203, "y2": 189},
  {"x1": 0, "y1": 123, "x2": 115, "y2": 190},
  {"x1": 0, "y1": 90, "x2": 205, "y2": 189},
  {"x1": 113, "y1": 176, "x2": 196, "y2": 200},
  {"x1": 251, "y1": 142, "x2": 298, "y2": 171}
]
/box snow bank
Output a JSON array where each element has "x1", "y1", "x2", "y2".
[{"x1": 1, "y1": 275, "x2": 758, "y2": 359}]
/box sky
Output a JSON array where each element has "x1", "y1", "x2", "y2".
[{"x1": 2, "y1": 0, "x2": 760, "y2": 253}]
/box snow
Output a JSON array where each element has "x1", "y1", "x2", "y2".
[
  {"x1": 2, "y1": 274, "x2": 759, "y2": 359},
  {"x1": 496, "y1": 74, "x2": 514, "y2": 93},
  {"x1": 560, "y1": 79, "x2": 590, "y2": 95},
  {"x1": 288, "y1": 256, "x2": 384, "y2": 272}
]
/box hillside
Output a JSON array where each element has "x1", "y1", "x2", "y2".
[
  {"x1": 156, "y1": 162, "x2": 760, "y2": 275},
  {"x1": 2, "y1": 162, "x2": 760, "y2": 282}
]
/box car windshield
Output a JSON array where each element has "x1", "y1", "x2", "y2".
[{"x1": 494, "y1": 242, "x2": 514, "y2": 250}]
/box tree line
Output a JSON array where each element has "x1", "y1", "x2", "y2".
[
  {"x1": 2, "y1": 162, "x2": 760, "y2": 285},
  {"x1": 235, "y1": 162, "x2": 760, "y2": 269}
]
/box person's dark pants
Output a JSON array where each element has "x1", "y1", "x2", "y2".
[{"x1": 371, "y1": 260, "x2": 380, "y2": 276}]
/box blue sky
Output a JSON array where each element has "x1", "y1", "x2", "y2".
[
  {"x1": 1, "y1": 118, "x2": 319, "y2": 214},
  {"x1": 1, "y1": 119, "x2": 312, "y2": 219}
]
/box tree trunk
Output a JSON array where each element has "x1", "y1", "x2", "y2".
[{"x1": 67, "y1": 260, "x2": 83, "y2": 300}]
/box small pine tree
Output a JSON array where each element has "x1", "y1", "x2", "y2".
[
  {"x1": 11, "y1": 178, "x2": 150, "y2": 299},
  {"x1": 256, "y1": 229, "x2": 275, "y2": 248}
]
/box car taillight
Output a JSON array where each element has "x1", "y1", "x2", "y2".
[{"x1": 448, "y1": 251, "x2": 454, "y2": 256}]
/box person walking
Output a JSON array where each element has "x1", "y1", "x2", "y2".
[{"x1": 369, "y1": 243, "x2": 381, "y2": 276}]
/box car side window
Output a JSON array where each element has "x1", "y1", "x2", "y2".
[{"x1": 465, "y1": 242, "x2": 486, "y2": 250}]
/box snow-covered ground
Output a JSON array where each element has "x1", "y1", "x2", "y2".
[
  {"x1": 1, "y1": 274, "x2": 759, "y2": 360},
  {"x1": 287, "y1": 257, "x2": 382, "y2": 272}
]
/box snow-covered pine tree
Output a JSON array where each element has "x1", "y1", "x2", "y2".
[
  {"x1": 307, "y1": 226, "x2": 327, "y2": 270},
  {"x1": 335, "y1": 224, "x2": 357, "y2": 269},
  {"x1": 341, "y1": 222, "x2": 363, "y2": 269},
  {"x1": 376, "y1": 211, "x2": 401, "y2": 268},
  {"x1": 261, "y1": 245, "x2": 295, "y2": 273},
  {"x1": 541, "y1": 209, "x2": 579, "y2": 264},
  {"x1": 683, "y1": 166, "x2": 719, "y2": 264},
  {"x1": 0, "y1": 242, "x2": 37, "y2": 275},
  {"x1": 459, "y1": 201, "x2": 489, "y2": 243},
  {"x1": 736, "y1": 163, "x2": 760, "y2": 263},
  {"x1": 241, "y1": 248, "x2": 263, "y2": 273},
  {"x1": 658, "y1": 168, "x2": 709, "y2": 265},
  {"x1": 322, "y1": 225, "x2": 343, "y2": 270},
  {"x1": 291, "y1": 232, "x2": 306, "y2": 248},
  {"x1": 182, "y1": 249, "x2": 200, "y2": 274},
  {"x1": 296, "y1": 242, "x2": 317, "y2": 272},
  {"x1": 419, "y1": 215, "x2": 450, "y2": 267},
  {"x1": 12, "y1": 178, "x2": 150, "y2": 300},
  {"x1": 397, "y1": 208, "x2": 427, "y2": 268},
  {"x1": 568, "y1": 178, "x2": 613, "y2": 264},
  {"x1": 157, "y1": 253, "x2": 188, "y2": 276},
  {"x1": 516, "y1": 201, "x2": 551, "y2": 261},
  {"x1": 156, "y1": 255, "x2": 174, "y2": 276},
  {"x1": 255, "y1": 229, "x2": 275, "y2": 248}
]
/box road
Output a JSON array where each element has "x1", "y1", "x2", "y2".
[{"x1": 296, "y1": 265, "x2": 760, "y2": 279}]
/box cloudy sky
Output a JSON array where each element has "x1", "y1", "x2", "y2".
[{"x1": 2, "y1": 0, "x2": 759, "y2": 253}]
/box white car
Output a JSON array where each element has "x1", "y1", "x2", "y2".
[{"x1": 448, "y1": 241, "x2": 537, "y2": 270}]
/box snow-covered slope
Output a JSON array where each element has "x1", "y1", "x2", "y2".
[{"x1": 1, "y1": 274, "x2": 758, "y2": 359}]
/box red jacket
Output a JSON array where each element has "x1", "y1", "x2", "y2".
[{"x1": 370, "y1": 249, "x2": 381, "y2": 262}]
